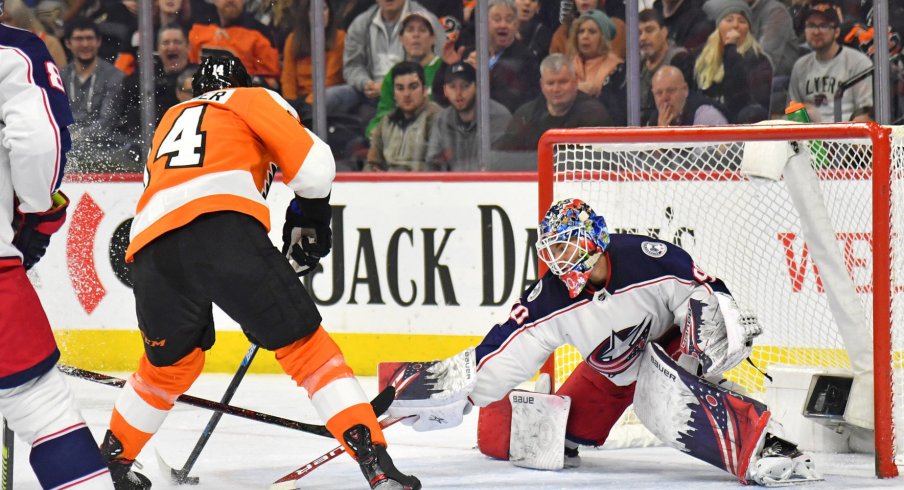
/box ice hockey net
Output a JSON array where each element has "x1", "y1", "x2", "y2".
[{"x1": 537, "y1": 123, "x2": 902, "y2": 477}]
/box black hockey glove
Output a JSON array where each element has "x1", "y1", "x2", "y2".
[
  {"x1": 12, "y1": 191, "x2": 70, "y2": 270},
  {"x1": 282, "y1": 194, "x2": 332, "y2": 276}
]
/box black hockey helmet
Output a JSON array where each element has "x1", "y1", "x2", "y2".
[{"x1": 191, "y1": 49, "x2": 252, "y2": 97}]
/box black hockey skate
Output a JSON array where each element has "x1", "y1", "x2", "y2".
[
  {"x1": 344, "y1": 424, "x2": 421, "y2": 489},
  {"x1": 100, "y1": 430, "x2": 152, "y2": 490}
]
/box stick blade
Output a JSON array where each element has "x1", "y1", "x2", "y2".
[{"x1": 155, "y1": 448, "x2": 200, "y2": 485}]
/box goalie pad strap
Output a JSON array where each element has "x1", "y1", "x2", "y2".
[{"x1": 634, "y1": 342, "x2": 770, "y2": 483}]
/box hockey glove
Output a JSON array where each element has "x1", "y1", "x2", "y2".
[
  {"x1": 282, "y1": 194, "x2": 332, "y2": 276},
  {"x1": 387, "y1": 348, "x2": 478, "y2": 431},
  {"x1": 12, "y1": 191, "x2": 70, "y2": 270}
]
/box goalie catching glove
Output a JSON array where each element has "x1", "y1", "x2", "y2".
[
  {"x1": 282, "y1": 194, "x2": 332, "y2": 276},
  {"x1": 680, "y1": 291, "x2": 762, "y2": 376},
  {"x1": 386, "y1": 348, "x2": 478, "y2": 431},
  {"x1": 12, "y1": 190, "x2": 69, "y2": 270}
]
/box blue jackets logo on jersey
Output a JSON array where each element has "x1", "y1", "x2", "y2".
[
  {"x1": 586, "y1": 317, "x2": 653, "y2": 377},
  {"x1": 526, "y1": 281, "x2": 543, "y2": 302},
  {"x1": 641, "y1": 241, "x2": 667, "y2": 258}
]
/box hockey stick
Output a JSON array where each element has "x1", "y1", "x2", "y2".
[
  {"x1": 59, "y1": 365, "x2": 395, "y2": 438},
  {"x1": 160, "y1": 343, "x2": 260, "y2": 485},
  {"x1": 1, "y1": 418, "x2": 12, "y2": 490},
  {"x1": 269, "y1": 359, "x2": 443, "y2": 488},
  {"x1": 269, "y1": 416, "x2": 411, "y2": 489}
]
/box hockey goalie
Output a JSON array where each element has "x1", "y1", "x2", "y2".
[{"x1": 387, "y1": 198, "x2": 821, "y2": 486}]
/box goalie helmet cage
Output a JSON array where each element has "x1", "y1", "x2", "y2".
[{"x1": 536, "y1": 123, "x2": 902, "y2": 478}]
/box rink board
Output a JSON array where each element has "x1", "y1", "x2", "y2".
[{"x1": 38, "y1": 173, "x2": 888, "y2": 373}]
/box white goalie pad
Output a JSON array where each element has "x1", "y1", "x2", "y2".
[
  {"x1": 508, "y1": 391, "x2": 571, "y2": 470},
  {"x1": 681, "y1": 291, "x2": 761, "y2": 376}
]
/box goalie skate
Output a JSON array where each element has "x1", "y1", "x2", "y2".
[{"x1": 747, "y1": 434, "x2": 822, "y2": 487}]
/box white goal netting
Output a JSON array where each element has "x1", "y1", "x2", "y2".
[{"x1": 538, "y1": 124, "x2": 903, "y2": 477}]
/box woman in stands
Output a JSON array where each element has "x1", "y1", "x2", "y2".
[
  {"x1": 693, "y1": 0, "x2": 773, "y2": 123},
  {"x1": 279, "y1": 0, "x2": 345, "y2": 113},
  {"x1": 567, "y1": 9, "x2": 626, "y2": 125}
]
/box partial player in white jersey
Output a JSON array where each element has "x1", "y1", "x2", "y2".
[
  {"x1": 388, "y1": 198, "x2": 820, "y2": 486},
  {"x1": 0, "y1": 5, "x2": 114, "y2": 488}
]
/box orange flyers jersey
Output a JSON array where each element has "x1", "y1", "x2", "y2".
[{"x1": 126, "y1": 87, "x2": 335, "y2": 262}]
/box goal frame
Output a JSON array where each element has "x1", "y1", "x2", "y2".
[{"x1": 536, "y1": 123, "x2": 897, "y2": 478}]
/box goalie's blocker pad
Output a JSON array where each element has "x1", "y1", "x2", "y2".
[{"x1": 634, "y1": 342, "x2": 770, "y2": 483}]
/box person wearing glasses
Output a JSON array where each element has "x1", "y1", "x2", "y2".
[{"x1": 787, "y1": 0, "x2": 873, "y2": 122}]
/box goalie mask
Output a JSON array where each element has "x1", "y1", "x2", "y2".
[
  {"x1": 192, "y1": 51, "x2": 252, "y2": 97},
  {"x1": 536, "y1": 198, "x2": 610, "y2": 298}
]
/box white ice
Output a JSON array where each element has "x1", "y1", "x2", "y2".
[{"x1": 8, "y1": 373, "x2": 903, "y2": 489}]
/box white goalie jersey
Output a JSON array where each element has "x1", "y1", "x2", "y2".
[{"x1": 470, "y1": 233, "x2": 746, "y2": 407}]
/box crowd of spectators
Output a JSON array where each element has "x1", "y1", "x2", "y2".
[{"x1": 1, "y1": 0, "x2": 902, "y2": 172}]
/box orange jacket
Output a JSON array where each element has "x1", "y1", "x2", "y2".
[
  {"x1": 126, "y1": 87, "x2": 335, "y2": 261},
  {"x1": 281, "y1": 30, "x2": 346, "y2": 103},
  {"x1": 188, "y1": 16, "x2": 280, "y2": 77}
]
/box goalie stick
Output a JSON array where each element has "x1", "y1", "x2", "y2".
[
  {"x1": 58, "y1": 365, "x2": 395, "y2": 439},
  {"x1": 159, "y1": 343, "x2": 260, "y2": 485},
  {"x1": 1, "y1": 418, "x2": 12, "y2": 490}
]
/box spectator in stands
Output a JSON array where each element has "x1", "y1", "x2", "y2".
[
  {"x1": 567, "y1": 9, "x2": 626, "y2": 125},
  {"x1": 341, "y1": 0, "x2": 445, "y2": 120},
  {"x1": 280, "y1": 0, "x2": 346, "y2": 111},
  {"x1": 496, "y1": 53, "x2": 610, "y2": 151},
  {"x1": 459, "y1": 0, "x2": 539, "y2": 114},
  {"x1": 645, "y1": 65, "x2": 728, "y2": 126},
  {"x1": 787, "y1": 0, "x2": 872, "y2": 122},
  {"x1": 745, "y1": 0, "x2": 799, "y2": 115},
  {"x1": 188, "y1": 0, "x2": 280, "y2": 86},
  {"x1": 426, "y1": 62, "x2": 511, "y2": 171},
  {"x1": 694, "y1": 0, "x2": 773, "y2": 123},
  {"x1": 745, "y1": 0, "x2": 798, "y2": 78},
  {"x1": 175, "y1": 65, "x2": 197, "y2": 103},
  {"x1": 653, "y1": 0, "x2": 713, "y2": 51},
  {"x1": 367, "y1": 61, "x2": 442, "y2": 171},
  {"x1": 550, "y1": 0, "x2": 626, "y2": 59},
  {"x1": 367, "y1": 11, "x2": 442, "y2": 137},
  {"x1": 1, "y1": 0, "x2": 67, "y2": 66},
  {"x1": 639, "y1": 8, "x2": 691, "y2": 123},
  {"x1": 61, "y1": 16, "x2": 127, "y2": 168},
  {"x1": 515, "y1": 0, "x2": 551, "y2": 59}
]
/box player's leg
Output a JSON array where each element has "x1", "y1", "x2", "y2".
[
  {"x1": 554, "y1": 361, "x2": 636, "y2": 467},
  {"x1": 200, "y1": 212, "x2": 418, "y2": 489},
  {"x1": 0, "y1": 262, "x2": 113, "y2": 488},
  {"x1": 104, "y1": 226, "x2": 215, "y2": 489}
]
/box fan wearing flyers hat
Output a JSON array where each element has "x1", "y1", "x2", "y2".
[
  {"x1": 425, "y1": 62, "x2": 512, "y2": 171},
  {"x1": 787, "y1": 0, "x2": 874, "y2": 122}
]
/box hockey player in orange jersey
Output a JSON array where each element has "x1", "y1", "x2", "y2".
[{"x1": 99, "y1": 52, "x2": 419, "y2": 490}]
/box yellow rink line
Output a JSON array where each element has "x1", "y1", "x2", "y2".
[
  {"x1": 553, "y1": 344, "x2": 904, "y2": 394},
  {"x1": 54, "y1": 329, "x2": 484, "y2": 375}
]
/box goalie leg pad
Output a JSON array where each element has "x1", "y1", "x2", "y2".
[
  {"x1": 635, "y1": 342, "x2": 770, "y2": 483},
  {"x1": 508, "y1": 391, "x2": 571, "y2": 470}
]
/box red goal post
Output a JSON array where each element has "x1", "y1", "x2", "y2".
[{"x1": 536, "y1": 123, "x2": 900, "y2": 478}]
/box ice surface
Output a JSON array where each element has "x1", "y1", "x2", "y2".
[{"x1": 8, "y1": 373, "x2": 902, "y2": 489}]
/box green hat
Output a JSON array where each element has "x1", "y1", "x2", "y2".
[{"x1": 576, "y1": 9, "x2": 617, "y2": 41}]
